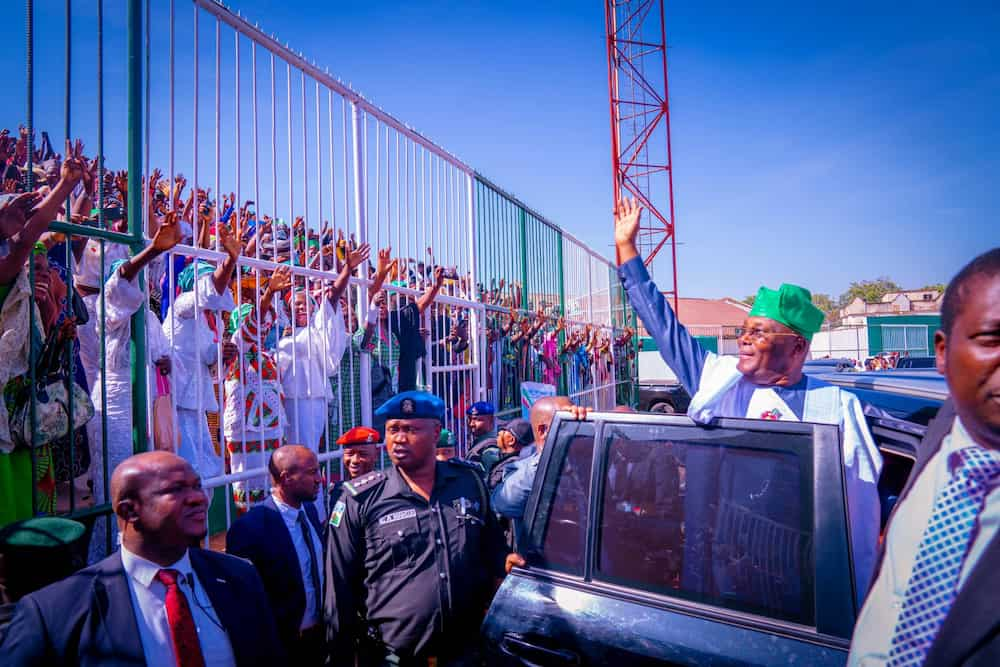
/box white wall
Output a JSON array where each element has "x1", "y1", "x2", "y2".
[{"x1": 811, "y1": 326, "x2": 869, "y2": 361}]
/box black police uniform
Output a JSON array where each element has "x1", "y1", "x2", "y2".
[
  {"x1": 324, "y1": 459, "x2": 506, "y2": 666},
  {"x1": 465, "y1": 434, "x2": 497, "y2": 463}
]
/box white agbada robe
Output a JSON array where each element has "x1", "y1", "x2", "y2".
[
  {"x1": 162, "y1": 273, "x2": 235, "y2": 480},
  {"x1": 277, "y1": 300, "x2": 348, "y2": 517},
  {"x1": 74, "y1": 239, "x2": 130, "y2": 390},
  {"x1": 87, "y1": 269, "x2": 171, "y2": 562},
  {"x1": 687, "y1": 352, "x2": 883, "y2": 601}
]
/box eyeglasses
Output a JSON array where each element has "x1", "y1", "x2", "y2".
[{"x1": 738, "y1": 327, "x2": 803, "y2": 343}]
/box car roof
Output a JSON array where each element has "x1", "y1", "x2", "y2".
[{"x1": 811, "y1": 369, "x2": 949, "y2": 402}]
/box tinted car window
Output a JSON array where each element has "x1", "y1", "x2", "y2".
[
  {"x1": 851, "y1": 388, "x2": 941, "y2": 426},
  {"x1": 527, "y1": 421, "x2": 594, "y2": 576},
  {"x1": 596, "y1": 422, "x2": 816, "y2": 626}
]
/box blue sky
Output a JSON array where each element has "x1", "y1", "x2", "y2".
[{"x1": 3, "y1": 1, "x2": 998, "y2": 300}]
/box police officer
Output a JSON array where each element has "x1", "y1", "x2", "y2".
[
  {"x1": 464, "y1": 401, "x2": 497, "y2": 466},
  {"x1": 486, "y1": 418, "x2": 534, "y2": 491},
  {"x1": 324, "y1": 391, "x2": 507, "y2": 666},
  {"x1": 435, "y1": 428, "x2": 457, "y2": 461},
  {"x1": 329, "y1": 426, "x2": 382, "y2": 510}
]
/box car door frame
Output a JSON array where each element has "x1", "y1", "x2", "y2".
[{"x1": 519, "y1": 411, "x2": 857, "y2": 651}]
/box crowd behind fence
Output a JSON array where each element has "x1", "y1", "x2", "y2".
[{"x1": 0, "y1": 0, "x2": 637, "y2": 552}]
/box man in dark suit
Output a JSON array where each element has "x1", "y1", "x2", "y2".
[
  {"x1": 850, "y1": 247, "x2": 1000, "y2": 667},
  {"x1": 0, "y1": 450, "x2": 284, "y2": 666},
  {"x1": 227, "y1": 445, "x2": 326, "y2": 665}
]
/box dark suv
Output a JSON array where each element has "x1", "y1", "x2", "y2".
[{"x1": 482, "y1": 379, "x2": 944, "y2": 665}]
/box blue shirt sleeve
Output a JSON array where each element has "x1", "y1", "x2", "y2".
[
  {"x1": 490, "y1": 453, "x2": 540, "y2": 519},
  {"x1": 617, "y1": 257, "x2": 707, "y2": 395}
]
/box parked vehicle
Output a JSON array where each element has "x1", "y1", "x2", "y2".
[
  {"x1": 483, "y1": 376, "x2": 946, "y2": 666},
  {"x1": 804, "y1": 357, "x2": 856, "y2": 372},
  {"x1": 637, "y1": 380, "x2": 692, "y2": 414},
  {"x1": 894, "y1": 356, "x2": 936, "y2": 370}
]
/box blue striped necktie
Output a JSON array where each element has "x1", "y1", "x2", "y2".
[{"x1": 888, "y1": 446, "x2": 1000, "y2": 666}]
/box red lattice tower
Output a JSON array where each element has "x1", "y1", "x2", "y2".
[{"x1": 605, "y1": 0, "x2": 678, "y2": 308}]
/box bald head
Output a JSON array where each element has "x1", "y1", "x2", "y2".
[
  {"x1": 269, "y1": 445, "x2": 322, "y2": 506},
  {"x1": 111, "y1": 451, "x2": 193, "y2": 508},
  {"x1": 530, "y1": 396, "x2": 574, "y2": 449},
  {"x1": 110, "y1": 451, "x2": 208, "y2": 561}
]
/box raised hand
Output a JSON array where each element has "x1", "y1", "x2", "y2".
[
  {"x1": 151, "y1": 210, "x2": 183, "y2": 252},
  {"x1": 218, "y1": 222, "x2": 242, "y2": 260},
  {"x1": 346, "y1": 243, "x2": 371, "y2": 270},
  {"x1": 0, "y1": 191, "x2": 41, "y2": 237},
  {"x1": 376, "y1": 246, "x2": 393, "y2": 275},
  {"x1": 614, "y1": 196, "x2": 643, "y2": 264},
  {"x1": 114, "y1": 170, "x2": 128, "y2": 200},
  {"x1": 267, "y1": 264, "x2": 293, "y2": 293},
  {"x1": 59, "y1": 139, "x2": 86, "y2": 186}
]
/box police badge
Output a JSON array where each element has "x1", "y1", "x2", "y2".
[{"x1": 401, "y1": 398, "x2": 416, "y2": 415}]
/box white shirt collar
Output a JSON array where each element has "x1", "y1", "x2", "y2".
[
  {"x1": 272, "y1": 494, "x2": 305, "y2": 519},
  {"x1": 121, "y1": 545, "x2": 192, "y2": 589}
]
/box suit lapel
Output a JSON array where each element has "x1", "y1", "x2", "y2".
[
  {"x1": 190, "y1": 549, "x2": 244, "y2": 661},
  {"x1": 90, "y1": 553, "x2": 145, "y2": 663},
  {"x1": 304, "y1": 501, "x2": 324, "y2": 541},
  {"x1": 925, "y1": 533, "x2": 1000, "y2": 667}
]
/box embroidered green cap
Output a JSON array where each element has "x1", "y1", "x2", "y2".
[{"x1": 748, "y1": 283, "x2": 825, "y2": 341}]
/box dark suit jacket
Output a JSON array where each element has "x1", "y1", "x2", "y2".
[
  {"x1": 226, "y1": 497, "x2": 324, "y2": 650},
  {"x1": 868, "y1": 400, "x2": 1000, "y2": 667},
  {"x1": 0, "y1": 547, "x2": 284, "y2": 666}
]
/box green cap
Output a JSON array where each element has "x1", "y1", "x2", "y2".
[
  {"x1": 748, "y1": 283, "x2": 824, "y2": 341},
  {"x1": 0, "y1": 517, "x2": 86, "y2": 549},
  {"x1": 437, "y1": 428, "x2": 454, "y2": 449}
]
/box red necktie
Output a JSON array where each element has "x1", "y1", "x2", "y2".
[{"x1": 155, "y1": 568, "x2": 207, "y2": 667}]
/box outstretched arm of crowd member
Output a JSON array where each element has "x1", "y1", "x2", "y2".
[
  {"x1": 416, "y1": 266, "x2": 446, "y2": 314},
  {"x1": 260, "y1": 265, "x2": 291, "y2": 316},
  {"x1": 368, "y1": 247, "x2": 393, "y2": 306},
  {"x1": 0, "y1": 191, "x2": 42, "y2": 283},
  {"x1": 212, "y1": 223, "x2": 241, "y2": 295},
  {"x1": 119, "y1": 210, "x2": 183, "y2": 283},
  {"x1": 326, "y1": 243, "x2": 371, "y2": 308}
]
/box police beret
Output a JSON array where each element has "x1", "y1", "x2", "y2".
[
  {"x1": 375, "y1": 391, "x2": 446, "y2": 422},
  {"x1": 437, "y1": 428, "x2": 455, "y2": 449},
  {"x1": 500, "y1": 418, "x2": 534, "y2": 448},
  {"x1": 466, "y1": 401, "x2": 495, "y2": 417},
  {"x1": 336, "y1": 426, "x2": 381, "y2": 446},
  {"x1": 0, "y1": 517, "x2": 86, "y2": 552}
]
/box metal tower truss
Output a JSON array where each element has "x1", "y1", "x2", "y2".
[{"x1": 605, "y1": 0, "x2": 678, "y2": 306}]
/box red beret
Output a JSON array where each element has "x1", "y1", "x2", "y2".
[{"x1": 336, "y1": 426, "x2": 381, "y2": 446}]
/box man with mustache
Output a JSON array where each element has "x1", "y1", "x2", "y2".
[
  {"x1": 614, "y1": 196, "x2": 882, "y2": 600},
  {"x1": 324, "y1": 391, "x2": 507, "y2": 666}
]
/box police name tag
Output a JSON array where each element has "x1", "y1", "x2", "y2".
[
  {"x1": 378, "y1": 509, "x2": 417, "y2": 526},
  {"x1": 330, "y1": 500, "x2": 346, "y2": 528}
]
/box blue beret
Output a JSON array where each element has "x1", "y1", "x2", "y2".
[
  {"x1": 375, "y1": 391, "x2": 446, "y2": 422},
  {"x1": 466, "y1": 401, "x2": 495, "y2": 417}
]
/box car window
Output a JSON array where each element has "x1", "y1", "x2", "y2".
[
  {"x1": 595, "y1": 422, "x2": 816, "y2": 627},
  {"x1": 850, "y1": 388, "x2": 941, "y2": 426},
  {"x1": 526, "y1": 421, "x2": 594, "y2": 576}
]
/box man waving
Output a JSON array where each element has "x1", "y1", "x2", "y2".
[{"x1": 614, "y1": 197, "x2": 882, "y2": 599}]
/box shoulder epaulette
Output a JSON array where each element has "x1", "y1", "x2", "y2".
[{"x1": 341, "y1": 470, "x2": 386, "y2": 498}]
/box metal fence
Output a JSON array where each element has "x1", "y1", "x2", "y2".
[{"x1": 1, "y1": 0, "x2": 637, "y2": 550}]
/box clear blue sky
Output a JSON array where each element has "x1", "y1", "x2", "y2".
[{"x1": 3, "y1": 1, "x2": 998, "y2": 300}]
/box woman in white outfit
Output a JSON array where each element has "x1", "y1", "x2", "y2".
[
  {"x1": 87, "y1": 214, "x2": 182, "y2": 561},
  {"x1": 161, "y1": 225, "x2": 241, "y2": 481},
  {"x1": 277, "y1": 244, "x2": 368, "y2": 516}
]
